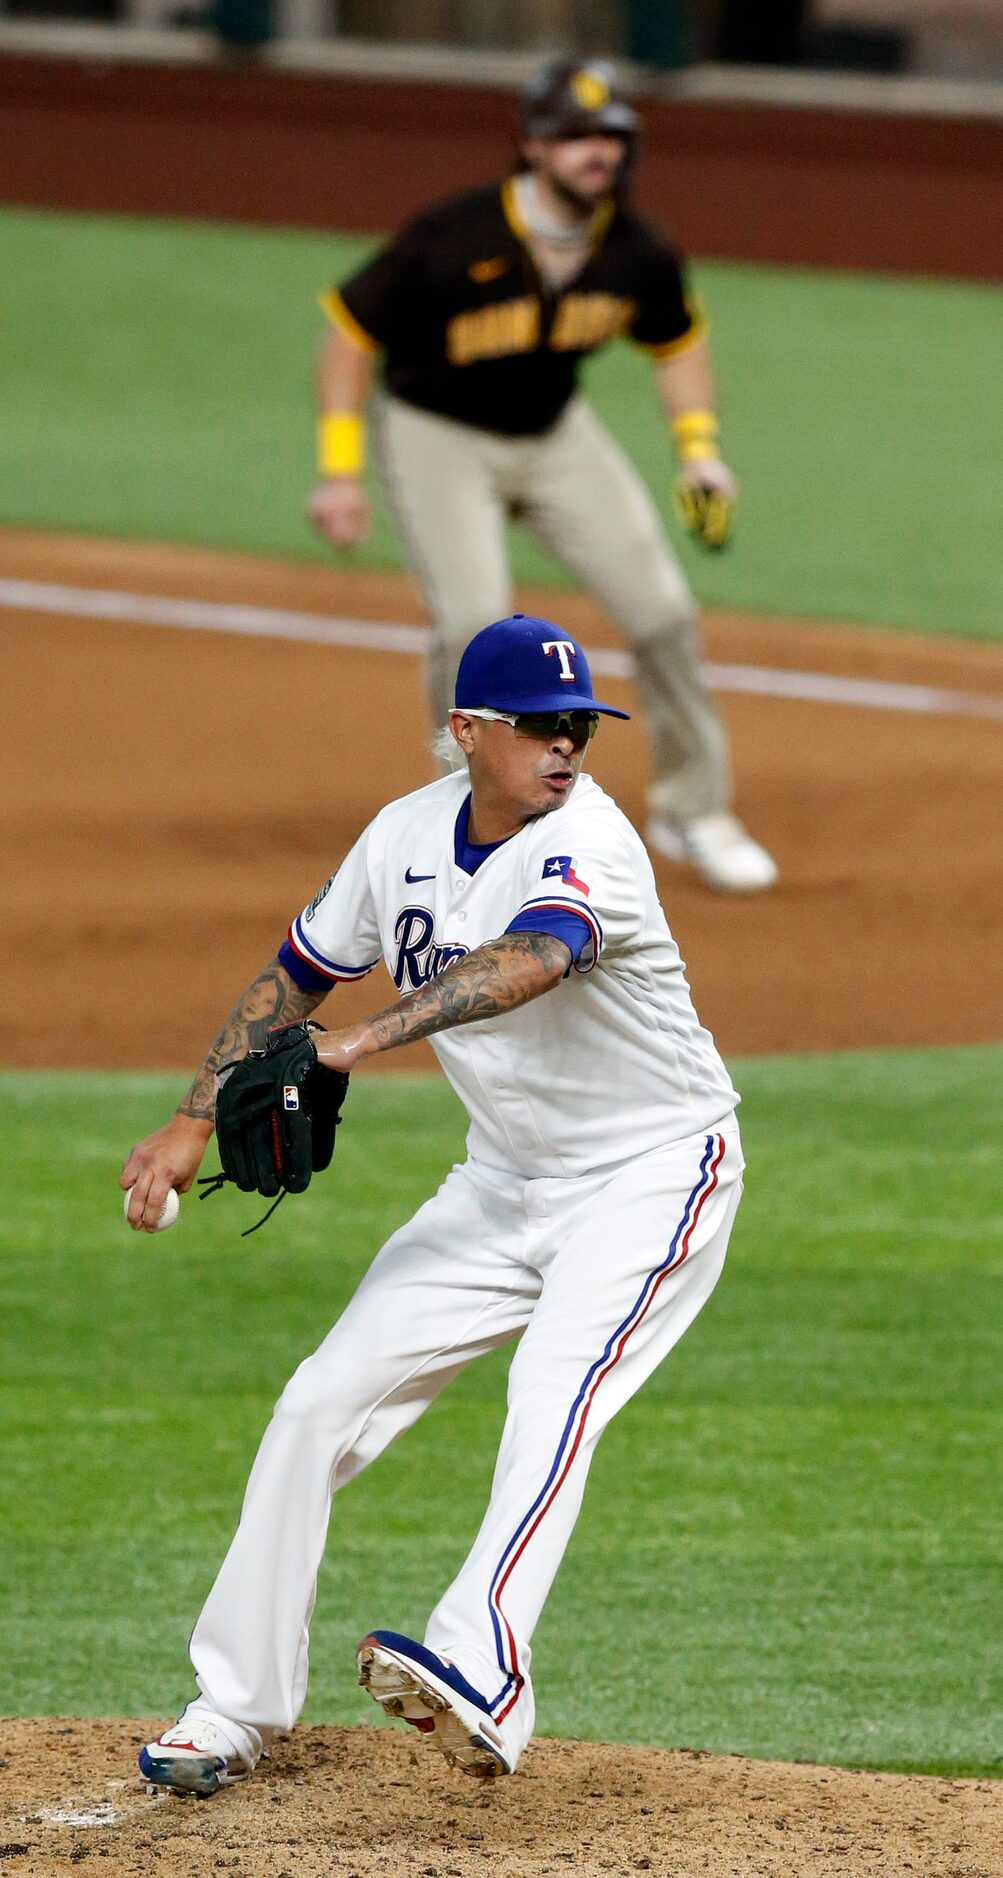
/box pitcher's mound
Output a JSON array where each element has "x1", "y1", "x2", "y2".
[{"x1": 3, "y1": 1717, "x2": 997, "y2": 1877}]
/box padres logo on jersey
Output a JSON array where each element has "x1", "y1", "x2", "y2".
[
  {"x1": 447, "y1": 293, "x2": 636, "y2": 366},
  {"x1": 549, "y1": 294, "x2": 636, "y2": 352},
  {"x1": 447, "y1": 298, "x2": 540, "y2": 367}
]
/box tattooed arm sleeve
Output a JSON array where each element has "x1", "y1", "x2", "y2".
[
  {"x1": 178, "y1": 955, "x2": 330, "y2": 1122},
  {"x1": 317, "y1": 931, "x2": 571, "y2": 1070}
]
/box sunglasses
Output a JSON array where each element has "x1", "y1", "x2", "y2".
[{"x1": 462, "y1": 707, "x2": 599, "y2": 747}]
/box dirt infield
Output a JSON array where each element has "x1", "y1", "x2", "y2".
[
  {"x1": 2, "y1": 525, "x2": 1001, "y2": 1071},
  {"x1": 4, "y1": 1717, "x2": 1000, "y2": 1878}
]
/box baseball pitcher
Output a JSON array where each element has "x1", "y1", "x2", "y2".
[{"x1": 124, "y1": 614, "x2": 745, "y2": 1793}]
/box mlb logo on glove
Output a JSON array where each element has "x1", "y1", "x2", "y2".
[{"x1": 283, "y1": 1086, "x2": 300, "y2": 1111}]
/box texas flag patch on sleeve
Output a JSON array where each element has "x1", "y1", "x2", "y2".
[{"x1": 543, "y1": 855, "x2": 590, "y2": 896}]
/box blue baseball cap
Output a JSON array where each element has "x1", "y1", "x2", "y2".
[{"x1": 454, "y1": 615, "x2": 630, "y2": 718}]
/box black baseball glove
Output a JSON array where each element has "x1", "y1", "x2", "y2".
[{"x1": 201, "y1": 1022, "x2": 349, "y2": 1228}]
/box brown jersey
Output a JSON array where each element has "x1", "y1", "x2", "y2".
[{"x1": 324, "y1": 180, "x2": 703, "y2": 438}]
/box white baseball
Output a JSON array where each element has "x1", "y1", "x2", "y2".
[{"x1": 123, "y1": 1185, "x2": 180, "y2": 1231}]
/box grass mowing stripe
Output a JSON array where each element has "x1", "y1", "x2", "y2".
[
  {"x1": 1, "y1": 1048, "x2": 1000, "y2": 1775},
  {"x1": 1, "y1": 206, "x2": 1001, "y2": 640}
]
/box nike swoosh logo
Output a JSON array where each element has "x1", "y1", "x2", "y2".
[
  {"x1": 405, "y1": 867, "x2": 436, "y2": 883},
  {"x1": 468, "y1": 257, "x2": 510, "y2": 283}
]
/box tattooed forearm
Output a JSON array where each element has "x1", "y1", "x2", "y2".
[
  {"x1": 364, "y1": 931, "x2": 571, "y2": 1057},
  {"x1": 177, "y1": 957, "x2": 328, "y2": 1121}
]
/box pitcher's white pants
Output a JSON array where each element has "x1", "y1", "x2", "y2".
[{"x1": 187, "y1": 1117, "x2": 743, "y2": 1770}]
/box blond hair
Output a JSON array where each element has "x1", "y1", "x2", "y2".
[{"x1": 431, "y1": 724, "x2": 468, "y2": 768}]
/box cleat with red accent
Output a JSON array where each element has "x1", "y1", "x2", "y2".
[
  {"x1": 357, "y1": 1631, "x2": 509, "y2": 1778},
  {"x1": 138, "y1": 1713, "x2": 262, "y2": 1798}
]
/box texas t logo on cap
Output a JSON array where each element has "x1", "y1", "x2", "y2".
[
  {"x1": 542, "y1": 640, "x2": 578, "y2": 682},
  {"x1": 453, "y1": 615, "x2": 630, "y2": 720}
]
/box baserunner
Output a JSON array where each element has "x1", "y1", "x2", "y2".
[{"x1": 308, "y1": 58, "x2": 777, "y2": 893}]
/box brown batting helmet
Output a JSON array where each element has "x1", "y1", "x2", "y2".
[{"x1": 518, "y1": 60, "x2": 639, "y2": 144}]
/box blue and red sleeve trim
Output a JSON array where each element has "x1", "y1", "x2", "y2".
[
  {"x1": 279, "y1": 938, "x2": 335, "y2": 993},
  {"x1": 282, "y1": 916, "x2": 381, "y2": 989},
  {"x1": 505, "y1": 898, "x2": 602, "y2": 970}
]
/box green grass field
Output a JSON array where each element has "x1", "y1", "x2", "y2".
[
  {"x1": 3, "y1": 1049, "x2": 1001, "y2": 1777},
  {"x1": 2, "y1": 206, "x2": 1001, "y2": 639}
]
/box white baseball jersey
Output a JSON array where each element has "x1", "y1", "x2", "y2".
[{"x1": 282, "y1": 769, "x2": 738, "y2": 1178}]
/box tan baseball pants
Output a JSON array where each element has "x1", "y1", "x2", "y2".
[{"x1": 374, "y1": 392, "x2": 730, "y2": 823}]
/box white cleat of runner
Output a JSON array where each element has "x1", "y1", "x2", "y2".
[{"x1": 646, "y1": 813, "x2": 779, "y2": 893}]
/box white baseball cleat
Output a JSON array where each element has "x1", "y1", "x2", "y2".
[
  {"x1": 357, "y1": 1630, "x2": 510, "y2": 1778},
  {"x1": 646, "y1": 813, "x2": 779, "y2": 893},
  {"x1": 138, "y1": 1712, "x2": 262, "y2": 1797}
]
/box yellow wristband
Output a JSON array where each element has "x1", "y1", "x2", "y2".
[
  {"x1": 671, "y1": 408, "x2": 721, "y2": 465},
  {"x1": 318, "y1": 412, "x2": 365, "y2": 478}
]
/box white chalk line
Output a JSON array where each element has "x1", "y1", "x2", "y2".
[
  {"x1": 33, "y1": 1804, "x2": 123, "y2": 1827},
  {"x1": 27, "y1": 1797, "x2": 144, "y2": 1830},
  {"x1": 3, "y1": 575, "x2": 1002, "y2": 724},
  {"x1": 25, "y1": 1778, "x2": 152, "y2": 1831}
]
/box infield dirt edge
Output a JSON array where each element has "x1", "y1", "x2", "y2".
[{"x1": 5, "y1": 1716, "x2": 1000, "y2": 1878}]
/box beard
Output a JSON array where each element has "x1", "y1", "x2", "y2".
[
  {"x1": 548, "y1": 155, "x2": 624, "y2": 216},
  {"x1": 548, "y1": 150, "x2": 623, "y2": 217}
]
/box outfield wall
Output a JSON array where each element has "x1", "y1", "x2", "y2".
[{"x1": 2, "y1": 52, "x2": 1002, "y2": 276}]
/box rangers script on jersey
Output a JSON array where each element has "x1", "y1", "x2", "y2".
[{"x1": 283, "y1": 769, "x2": 738, "y2": 1178}]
